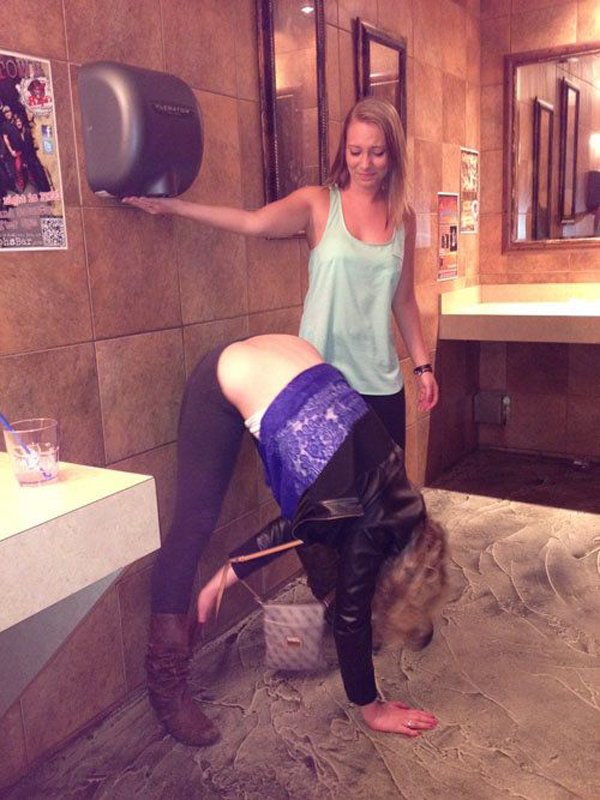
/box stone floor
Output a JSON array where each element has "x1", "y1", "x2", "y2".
[{"x1": 2, "y1": 449, "x2": 600, "y2": 800}]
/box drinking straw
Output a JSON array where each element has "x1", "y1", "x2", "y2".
[{"x1": 0, "y1": 412, "x2": 53, "y2": 479}]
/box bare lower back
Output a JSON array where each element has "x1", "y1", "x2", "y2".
[{"x1": 217, "y1": 334, "x2": 323, "y2": 419}]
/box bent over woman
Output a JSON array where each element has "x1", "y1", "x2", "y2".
[{"x1": 147, "y1": 335, "x2": 447, "y2": 747}]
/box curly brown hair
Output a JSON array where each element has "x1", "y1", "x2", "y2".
[{"x1": 371, "y1": 517, "x2": 449, "y2": 651}]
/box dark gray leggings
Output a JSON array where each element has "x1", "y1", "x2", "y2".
[{"x1": 151, "y1": 343, "x2": 245, "y2": 613}]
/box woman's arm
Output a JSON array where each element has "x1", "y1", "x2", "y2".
[
  {"x1": 123, "y1": 185, "x2": 319, "y2": 239},
  {"x1": 197, "y1": 563, "x2": 238, "y2": 624},
  {"x1": 392, "y1": 208, "x2": 439, "y2": 411}
]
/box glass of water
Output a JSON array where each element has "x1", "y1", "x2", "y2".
[{"x1": 2, "y1": 418, "x2": 60, "y2": 486}]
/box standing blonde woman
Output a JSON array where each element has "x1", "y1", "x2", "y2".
[{"x1": 124, "y1": 97, "x2": 439, "y2": 448}]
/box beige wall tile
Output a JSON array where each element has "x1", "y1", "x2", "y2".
[
  {"x1": 480, "y1": 85, "x2": 504, "y2": 150},
  {"x1": 442, "y1": 0, "x2": 468, "y2": 80},
  {"x1": 413, "y1": 139, "x2": 443, "y2": 214},
  {"x1": 246, "y1": 237, "x2": 303, "y2": 313},
  {"x1": 568, "y1": 344, "x2": 600, "y2": 396},
  {"x1": 511, "y1": 4, "x2": 577, "y2": 52},
  {"x1": 378, "y1": 0, "x2": 414, "y2": 54},
  {"x1": 479, "y1": 341, "x2": 507, "y2": 390},
  {"x1": 0, "y1": 343, "x2": 104, "y2": 465},
  {"x1": 415, "y1": 213, "x2": 439, "y2": 285},
  {"x1": 465, "y1": 83, "x2": 481, "y2": 147},
  {"x1": 0, "y1": 209, "x2": 92, "y2": 356},
  {"x1": 111, "y1": 443, "x2": 178, "y2": 542},
  {"x1": 504, "y1": 392, "x2": 567, "y2": 453},
  {"x1": 64, "y1": 0, "x2": 163, "y2": 69},
  {"x1": 512, "y1": 0, "x2": 573, "y2": 12},
  {"x1": 117, "y1": 565, "x2": 153, "y2": 691},
  {"x1": 507, "y1": 342, "x2": 569, "y2": 394},
  {"x1": 481, "y1": 16, "x2": 510, "y2": 86},
  {"x1": 96, "y1": 330, "x2": 185, "y2": 463},
  {"x1": 337, "y1": 0, "x2": 377, "y2": 32},
  {"x1": 248, "y1": 307, "x2": 303, "y2": 336},
  {"x1": 338, "y1": 28, "x2": 356, "y2": 120},
  {"x1": 85, "y1": 207, "x2": 181, "y2": 338},
  {"x1": 413, "y1": 61, "x2": 443, "y2": 143},
  {"x1": 567, "y1": 395, "x2": 600, "y2": 457},
  {"x1": 183, "y1": 317, "x2": 250, "y2": 375},
  {"x1": 235, "y1": 0, "x2": 259, "y2": 101},
  {"x1": 162, "y1": 0, "x2": 237, "y2": 94},
  {"x1": 443, "y1": 74, "x2": 467, "y2": 145},
  {"x1": 414, "y1": 0, "x2": 444, "y2": 70},
  {"x1": 465, "y1": 14, "x2": 481, "y2": 86},
  {"x1": 217, "y1": 434, "x2": 260, "y2": 529},
  {"x1": 0, "y1": 0, "x2": 66, "y2": 59},
  {"x1": 240, "y1": 99, "x2": 265, "y2": 209},
  {"x1": 185, "y1": 91, "x2": 242, "y2": 207},
  {"x1": 51, "y1": 61, "x2": 79, "y2": 207},
  {"x1": 20, "y1": 587, "x2": 126, "y2": 764},
  {"x1": 577, "y1": 0, "x2": 600, "y2": 40},
  {"x1": 480, "y1": 149, "x2": 503, "y2": 214},
  {"x1": 178, "y1": 224, "x2": 248, "y2": 324},
  {"x1": 569, "y1": 249, "x2": 600, "y2": 271},
  {"x1": 480, "y1": 0, "x2": 510, "y2": 17},
  {"x1": 326, "y1": 24, "x2": 342, "y2": 124}
]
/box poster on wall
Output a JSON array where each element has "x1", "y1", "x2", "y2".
[
  {"x1": 0, "y1": 50, "x2": 67, "y2": 251},
  {"x1": 459, "y1": 147, "x2": 479, "y2": 234},
  {"x1": 437, "y1": 192, "x2": 459, "y2": 281}
]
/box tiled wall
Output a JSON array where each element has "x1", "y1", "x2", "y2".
[
  {"x1": 0, "y1": 0, "x2": 481, "y2": 786},
  {"x1": 478, "y1": 0, "x2": 600, "y2": 458}
]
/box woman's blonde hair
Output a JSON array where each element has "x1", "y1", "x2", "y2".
[
  {"x1": 328, "y1": 97, "x2": 409, "y2": 229},
  {"x1": 371, "y1": 518, "x2": 448, "y2": 651}
]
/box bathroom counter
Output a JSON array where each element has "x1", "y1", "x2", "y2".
[
  {"x1": 0, "y1": 454, "x2": 160, "y2": 632},
  {"x1": 439, "y1": 283, "x2": 600, "y2": 343}
]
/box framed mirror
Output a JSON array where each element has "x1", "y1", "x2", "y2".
[
  {"x1": 558, "y1": 78, "x2": 580, "y2": 224},
  {"x1": 532, "y1": 98, "x2": 553, "y2": 239},
  {"x1": 353, "y1": 19, "x2": 407, "y2": 133},
  {"x1": 256, "y1": 0, "x2": 328, "y2": 204},
  {"x1": 504, "y1": 42, "x2": 600, "y2": 249}
]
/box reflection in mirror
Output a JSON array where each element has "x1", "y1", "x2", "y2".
[
  {"x1": 532, "y1": 98, "x2": 553, "y2": 239},
  {"x1": 353, "y1": 19, "x2": 407, "y2": 132},
  {"x1": 559, "y1": 79, "x2": 580, "y2": 224},
  {"x1": 505, "y1": 43, "x2": 600, "y2": 247},
  {"x1": 256, "y1": 0, "x2": 328, "y2": 204}
]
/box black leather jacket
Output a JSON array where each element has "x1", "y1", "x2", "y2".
[{"x1": 229, "y1": 411, "x2": 426, "y2": 705}]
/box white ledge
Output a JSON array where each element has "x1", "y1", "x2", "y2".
[
  {"x1": 439, "y1": 283, "x2": 600, "y2": 343},
  {"x1": 0, "y1": 454, "x2": 161, "y2": 632}
]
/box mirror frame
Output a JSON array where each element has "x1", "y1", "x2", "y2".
[
  {"x1": 256, "y1": 0, "x2": 329, "y2": 204},
  {"x1": 503, "y1": 41, "x2": 600, "y2": 251},
  {"x1": 353, "y1": 18, "x2": 407, "y2": 133},
  {"x1": 532, "y1": 98, "x2": 554, "y2": 240}
]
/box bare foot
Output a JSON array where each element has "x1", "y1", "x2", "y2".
[{"x1": 360, "y1": 699, "x2": 438, "y2": 737}]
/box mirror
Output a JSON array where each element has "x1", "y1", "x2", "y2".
[
  {"x1": 353, "y1": 19, "x2": 407, "y2": 133},
  {"x1": 256, "y1": 0, "x2": 328, "y2": 203},
  {"x1": 505, "y1": 43, "x2": 600, "y2": 248}
]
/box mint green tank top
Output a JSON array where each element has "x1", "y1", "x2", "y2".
[{"x1": 299, "y1": 186, "x2": 405, "y2": 395}]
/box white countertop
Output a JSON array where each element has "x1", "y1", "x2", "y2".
[
  {"x1": 439, "y1": 283, "x2": 600, "y2": 343},
  {"x1": 0, "y1": 453, "x2": 161, "y2": 631}
]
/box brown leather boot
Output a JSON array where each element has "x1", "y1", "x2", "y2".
[{"x1": 146, "y1": 613, "x2": 220, "y2": 747}]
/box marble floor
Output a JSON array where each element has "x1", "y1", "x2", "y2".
[{"x1": 2, "y1": 450, "x2": 600, "y2": 800}]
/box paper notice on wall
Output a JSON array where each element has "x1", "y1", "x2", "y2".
[
  {"x1": 437, "y1": 192, "x2": 458, "y2": 281},
  {"x1": 460, "y1": 147, "x2": 479, "y2": 234},
  {"x1": 0, "y1": 50, "x2": 67, "y2": 251}
]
